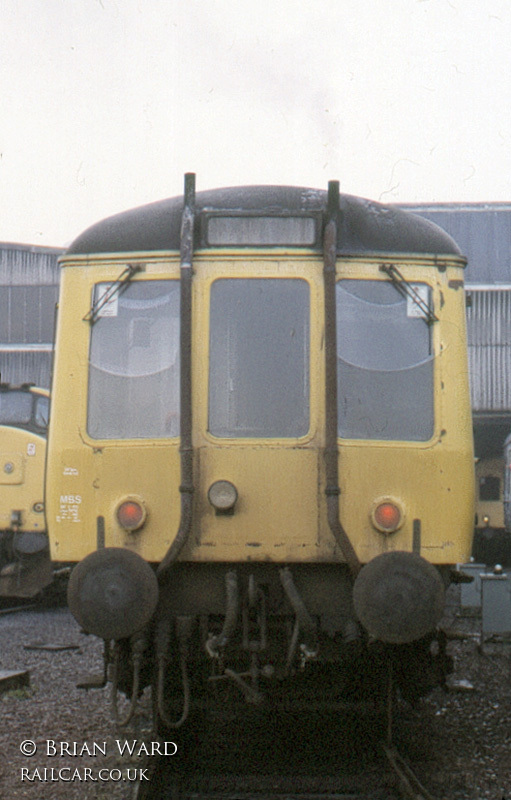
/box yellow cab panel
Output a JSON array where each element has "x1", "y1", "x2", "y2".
[
  {"x1": 0, "y1": 385, "x2": 51, "y2": 596},
  {"x1": 47, "y1": 251, "x2": 474, "y2": 567},
  {"x1": 0, "y1": 426, "x2": 46, "y2": 531}
]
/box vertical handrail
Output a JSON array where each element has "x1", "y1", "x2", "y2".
[
  {"x1": 323, "y1": 180, "x2": 361, "y2": 578},
  {"x1": 157, "y1": 173, "x2": 196, "y2": 577}
]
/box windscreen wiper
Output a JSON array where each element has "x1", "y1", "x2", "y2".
[
  {"x1": 379, "y1": 263, "x2": 438, "y2": 325},
  {"x1": 83, "y1": 263, "x2": 144, "y2": 324}
]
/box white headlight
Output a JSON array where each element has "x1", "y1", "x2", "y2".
[{"x1": 208, "y1": 480, "x2": 238, "y2": 512}]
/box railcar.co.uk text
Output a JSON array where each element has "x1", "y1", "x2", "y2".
[{"x1": 19, "y1": 739, "x2": 177, "y2": 783}]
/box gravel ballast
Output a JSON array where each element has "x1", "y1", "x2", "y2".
[
  {"x1": 0, "y1": 605, "x2": 154, "y2": 800},
  {"x1": 1, "y1": 588, "x2": 510, "y2": 799}
]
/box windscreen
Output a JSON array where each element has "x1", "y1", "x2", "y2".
[
  {"x1": 336, "y1": 279, "x2": 434, "y2": 441},
  {"x1": 34, "y1": 395, "x2": 49, "y2": 430},
  {"x1": 209, "y1": 278, "x2": 310, "y2": 437},
  {"x1": 87, "y1": 280, "x2": 179, "y2": 439},
  {"x1": 0, "y1": 391, "x2": 32, "y2": 425}
]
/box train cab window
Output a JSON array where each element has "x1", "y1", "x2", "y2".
[
  {"x1": 0, "y1": 390, "x2": 32, "y2": 425},
  {"x1": 336, "y1": 279, "x2": 434, "y2": 441},
  {"x1": 207, "y1": 215, "x2": 317, "y2": 246},
  {"x1": 209, "y1": 279, "x2": 310, "y2": 437},
  {"x1": 33, "y1": 395, "x2": 49, "y2": 430},
  {"x1": 87, "y1": 281, "x2": 180, "y2": 439},
  {"x1": 479, "y1": 476, "x2": 501, "y2": 502}
]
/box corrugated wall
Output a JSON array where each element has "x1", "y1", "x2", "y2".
[
  {"x1": 0, "y1": 243, "x2": 62, "y2": 388},
  {"x1": 0, "y1": 350, "x2": 53, "y2": 389},
  {"x1": 0, "y1": 243, "x2": 62, "y2": 284},
  {"x1": 466, "y1": 288, "x2": 511, "y2": 412}
]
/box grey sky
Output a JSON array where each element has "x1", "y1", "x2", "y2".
[{"x1": 1, "y1": 0, "x2": 510, "y2": 246}]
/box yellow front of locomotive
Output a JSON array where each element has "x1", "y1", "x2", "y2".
[
  {"x1": 46, "y1": 182, "x2": 474, "y2": 709},
  {"x1": 0, "y1": 386, "x2": 52, "y2": 596},
  {"x1": 47, "y1": 260, "x2": 473, "y2": 568}
]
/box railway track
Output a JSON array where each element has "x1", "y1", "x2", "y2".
[
  {"x1": 130, "y1": 706, "x2": 437, "y2": 800},
  {"x1": 134, "y1": 767, "x2": 398, "y2": 800},
  {"x1": 133, "y1": 749, "x2": 434, "y2": 800},
  {"x1": 0, "y1": 602, "x2": 38, "y2": 615}
]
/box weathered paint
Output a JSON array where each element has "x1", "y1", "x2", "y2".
[
  {"x1": 47, "y1": 250, "x2": 474, "y2": 567},
  {"x1": 0, "y1": 426, "x2": 46, "y2": 532}
]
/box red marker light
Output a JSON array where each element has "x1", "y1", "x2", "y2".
[
  {"x1": 373, "y1": 502, "x2": 402, "y2": 532},
  {"x1": 117, "y1": 500, "x2": 145, "y2": 531}
]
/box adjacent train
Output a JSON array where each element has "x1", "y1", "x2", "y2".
[
  {"x1": 504, "y1": 432, "x2": 511, "y2": 534},
  {"x1": 46, "y1": 176, "x2": 475, "y2": 724},
  {"x1": 472, "y1": 452, "x2": 511, "y2": 567},
  {"x1": 0, "y1": 383, "x2": 52, "y2": 597}
]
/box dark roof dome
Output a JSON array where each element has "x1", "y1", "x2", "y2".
[{"x1": 67, "y1": 185, "x2": 462, "y2": 258}]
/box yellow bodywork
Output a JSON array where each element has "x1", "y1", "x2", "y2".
[
  {"x1": 0, "y1": 426, "x2": 46, "y2": 533},
  {"x1": 47, "y1": 252, "x2": 475, "y2": 566}
]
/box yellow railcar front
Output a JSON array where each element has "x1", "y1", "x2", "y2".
[
  {"x1": 48, "y1": 252, "x2": 473, "y2": 566},
  {"x1": 0, "y1": 385, "x2": 52, "y2": 596},
  {"x1": 46, "y1": 179, "x2": 475, "y2": 714}
]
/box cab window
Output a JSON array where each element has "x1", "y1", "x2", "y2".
[
  {"x1": 34, "y1": 395, "x2": 49, "y2": 430},
  {"x1": 336, "y1": 279, "x2": 434, "y2": 441},
  {"x1": 0, "y1": 391, "x2": 32, "y2": 425},
  {"x1": 479, "y1": 476, "x2": 500, "y2": 502},
  {"x1": 209, "y1": 278, "x2": 310, "y2": 437},
  {"x1": 87, "y1": 281, "x2": 180, "y2": 439}
]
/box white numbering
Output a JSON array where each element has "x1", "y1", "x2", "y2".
[{"x1": 56, "y1": 494, "x2": 82, "y2": 523}]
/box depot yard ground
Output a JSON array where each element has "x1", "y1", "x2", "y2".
[{"x1": 0, "y1": 586, "x2": 509, "y2": 799}]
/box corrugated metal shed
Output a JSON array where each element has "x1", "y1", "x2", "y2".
[
  {"x1": 466, "y1": 288, "x2": 511, "y2": 413},
  {"x1": 0, "y1": 350, "x2": 54, "y2": 389},
  {"x1": 0, "y1": 242, "x2": 62, "y2": 284},
  {"x1": 396, "y1": 202, "x2": 511, "y2": 285},
  {"x1": 0, "y1": 242, "x2": 63, "y2": 388}
]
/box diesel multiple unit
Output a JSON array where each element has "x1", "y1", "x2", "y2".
[{"x1": 46, "y1": 177, "x2": 474, "y2": 724}]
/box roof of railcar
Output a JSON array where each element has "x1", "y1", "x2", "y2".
[{"x1": 67, "y1": 185, "x2": 462, "y2": 257}]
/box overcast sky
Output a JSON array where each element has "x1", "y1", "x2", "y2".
[{"x1": 1, "y1": 0, "x2": 510, "y2": 247}]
